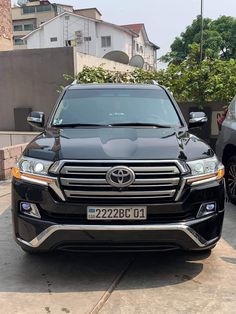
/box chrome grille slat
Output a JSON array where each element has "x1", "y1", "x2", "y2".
[
  {"x1": 61, "y1": 166, "x2": 110, "y2": 174},
  {"x1": 132, "y1": 166, "x2": 179, "y2": 174},
  {"x1": 61, "y1": 178, "x2": 107, "y2": 185},
  {"x1": 61, "y1": 177, "x2": 180, "y2": 186},
  {"x1": 59, "y1": 161, "x2": 182, "y2": 200},
  {"x1": 64, "y1": 190, "x2": 176, "y2": 197},
  {"x1": 61, "y1": 165, "x2": 179, "y2": 175}
]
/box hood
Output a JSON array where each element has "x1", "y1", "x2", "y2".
[{"x1": 24, "y1": 127, "x2": 214, "y2": 162}]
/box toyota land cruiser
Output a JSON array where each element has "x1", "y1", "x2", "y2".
[{"x1": 12, "y1": 83, "x2": 225, "y2": 253}]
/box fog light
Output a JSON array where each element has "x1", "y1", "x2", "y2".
[
  {"x1": 21, "y1": 202, "x2": 31, "y2": 212},
  {"x1": 20, "y1": 202, "x2": 41, "y2": 219},
  {"x1": 206, "y1": 204, "x2": 215, "y2": 211},
  {"x1": 197, "y1": 202, "x2": 216, "y2": 218}
]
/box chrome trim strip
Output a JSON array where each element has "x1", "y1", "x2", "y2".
[
  {"x1": 132, "y1": 178, "x2": 179, "y2": 185},
  {"x1": 60, "y1": 165, "x2": 180, "y2": 175},
  {"x1": 64, "y1": 189, "x2": 176, "y2": 197},
  {"x1": 16, "y1": 216, "x2": 217, "y2": 249},
  {"x1": 60, "y1": 177, "x2": 180, "y2": 186},
  {"x1": 50, "y1": 159, "x2": 187, "y2": 174},
  {"x1": 189, "y1": 177, "x2": 217, "y2": 186},
  {"x1": 20, "y1": 175, "x2": 65, "y2": 202},
  {"x1": 175, "y1": 178, "x2": 187, "y2": 201},
  {"x1": 50, "y1": 181, "x2": 66, "y2": 201},
  {"x1": 61, "y1": 166, "x2": 110, "y2": 173},
  {"x1": 61, "y1": 178, "x2": 107, "y2": 185},
  {"x1": 21, "y1": 175, "x2": 49, "y2": 186},
  {"x1": 60, "y1": 184, "x2": 175, "y2": 189}
]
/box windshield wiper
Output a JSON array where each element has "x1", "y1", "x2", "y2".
[
  {"x1": 107, "y1": 122, "x2": 172, "y2": 128},
  {"x1": 53, "y1": 123, "x2": 106, "y2": 128}
]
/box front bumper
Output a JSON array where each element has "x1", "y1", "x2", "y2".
[
  {"x1": 12, "y1": 178, "x2": 225, "y2": 252},
  {"x1": 15, "y1": 214, "x2": 223, "y2": 252}
]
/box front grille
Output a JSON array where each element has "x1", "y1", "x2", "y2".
[
  {"x1": 58, "y1": 161, "x2": 183, "y2": 202},
  {"x1": 40, "y1": 209, "x2": 194, "y2": 224},
  {"x1": 56, "y1": 243, "x2": 180, "y2": 252}
]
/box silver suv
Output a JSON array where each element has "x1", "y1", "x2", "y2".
[{"x1": 216, "y1": 95, "x2": 236, "y2": 204}]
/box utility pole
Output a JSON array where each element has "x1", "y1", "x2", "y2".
[{"x1": 200, "y1": 0, "x2": 204, "y2": 62}]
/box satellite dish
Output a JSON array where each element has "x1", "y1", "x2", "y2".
[
  {"x1": 17, "y1": 0, "x2": 28, "y2": 6},
  {"x1": 103, "y1": 51, "x2": 129, "y2": 65},
  {"x1": 129, "y1": 55, "x2": 144, "y2": 68}
]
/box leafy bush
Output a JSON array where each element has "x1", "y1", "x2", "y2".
[{"x1": 63, "y1": 51, "x2": 236, "y2": 104}]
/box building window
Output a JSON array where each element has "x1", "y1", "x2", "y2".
[
  {"x1": 101, "y1": 36, "x2": 111, "y2": 48},
  {"x1": 136, "y1": 43, "x2": 139, "y2": 52},
  {"x1": 50, "y1": 37, "x2": 58, "y2": 42},
  {"x1": 14, "y1": 37, "x2": 24, "y2": 45},
  {"x1": 140, "y1": 46, "x2": 144, "y2": 54},
  {"x1": 24, "y1": 24, "x2": 34, "y2": 31},
  {"x1": 14, "y1": 25, "x2": 23, "y2": 31},
  {"x1": 36, "y1": 5, "x2": 52, "y2": 13},
  {"x1": 22, "y1": 6, "x2": 36, "y2": 14},
  {"x1": 84, "y1": 36, "x2": 91, "y2": 42}
]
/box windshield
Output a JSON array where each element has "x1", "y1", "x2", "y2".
[{"x1": 52, "y1": 88, "x2": 182, "y2": 127}]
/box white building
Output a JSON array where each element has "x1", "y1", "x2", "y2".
[
  {"x1": 23, "y1": 10, "x2": 159, "y2": 69},
  {"x1": 121, "y1": 24, "x2": 159, "y2": 70}
]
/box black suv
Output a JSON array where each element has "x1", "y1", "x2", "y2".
[
  {"x1": 216, "y1": 96, "x2": 236, "y2": 204},
  {"x1": 12, "y1": 83, "x2": 225, "y2": 253}
]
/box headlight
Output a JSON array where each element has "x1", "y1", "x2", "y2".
[
  {"x1": 18, "y1": 157, "x2": 53, "y2": 175},
  {"x1": 186, "y1": 156, "x2": 224, "y2": 185},
  {"x1": 187, "y1": 156, "x2": 218, "y2": 176},
  {"x1": 12, "y1": 157, "x2": 54, "y2": 185},
  {"x1": 12, "y1": 156, "x2": 65, "y2": 201}
]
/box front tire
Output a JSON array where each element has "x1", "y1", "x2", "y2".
[{"x1": 225, "y1": 156, "x2": 236, "y2": 205}]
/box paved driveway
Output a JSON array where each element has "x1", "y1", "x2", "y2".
[{"x1": 0, "y1": 182, "x2": 236, "y2": 314}]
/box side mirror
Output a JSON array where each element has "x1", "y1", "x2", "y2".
[
  {"x1": 189, "y1": 112, "x2": 208, "y2": 129},
  {"x1": 27, "y1": 111, "x2": 45, "y2": 129}
]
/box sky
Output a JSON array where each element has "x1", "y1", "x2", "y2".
[{"x1": 12, "y1": 0, "x2": 236, "y2": 57}]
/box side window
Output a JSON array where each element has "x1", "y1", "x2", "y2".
[{"x1": 226, "y1": 96, "x2": 236, "y2": 121}]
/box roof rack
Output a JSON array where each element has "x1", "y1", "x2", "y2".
[{"x1": 150, "y1": 80, "x2": 159, "y2": 85}]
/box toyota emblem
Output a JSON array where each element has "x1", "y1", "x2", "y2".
[{"x1": 106, "y1": 166, "x2": 135, "y2": 188}]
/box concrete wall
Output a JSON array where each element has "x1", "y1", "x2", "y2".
[
  {"x1": 0, "y1": 47, "x2": 74, "y2": 131},
  {"x1": 0, "y1": 132, "x2": 39, "y2": 148},
  {"x1": 74, "y1": 49, "x2": 135, "y2": 73},
  {"x1": 0, "y1": 47, "x2": 135, "y2": 132}
]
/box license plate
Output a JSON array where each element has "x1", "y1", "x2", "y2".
[{"x1": 87, "y1": 206, "x2": 147, "y2": 220}]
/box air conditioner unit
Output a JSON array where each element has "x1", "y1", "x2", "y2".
[
  {"x1": 75, "y1": 31, "x2": 82, "y2": 36},
  {"x1": 75, "y1": 31, "x2": 83, "y2": 44}
]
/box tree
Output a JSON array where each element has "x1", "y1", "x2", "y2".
[
  {"x1": 162, "y1": 15, "x2": 236, "y2": 64},
  {"x1": 157, "y1": 44, "x2": 236, "y2": 103},
  {"x1": 210, "y1": 16, "x2": 236, "y2": 60}
]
